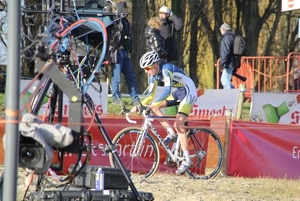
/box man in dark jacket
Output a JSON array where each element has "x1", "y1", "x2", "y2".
[
  {"x1": 110, "y1": 2, "x2": 139, "y2": 105},
  {"x1": 219, "y1": 23, "x2": 237, "y2": 89},
  {"x1": 158, "y1": 6, "x2": 183, "y2": 62}
]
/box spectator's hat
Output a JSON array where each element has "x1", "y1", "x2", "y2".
[
  {"x1": 220, "y1": 23, "x2": 231, "y2": 30},
  {"x1": 159, "y1": 6, "x2": 171, "y2": 14}
]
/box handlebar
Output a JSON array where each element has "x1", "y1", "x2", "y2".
[
  {"x1": 120, "y1": 104, "x2": 150, "y2": 124},
  {"x1": 125, "y1": 113, "x2": 137, "y2": 124}
]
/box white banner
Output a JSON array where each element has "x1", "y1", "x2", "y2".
[
  {"x1": 250, "y1": 93, "x2": 300, "y2": 124},
  {"x1": 191, "y1": 89, "x2": 240, "y2": 118},
  {"x1": 20, "y1": 80, "x2": 108, "y2": 117},
  {"x1": 152, "y1": 88, "x2": 240, "y2": 117},
  {"x1": 282, "y1": 0, "x2": 300, "y2": 12}
]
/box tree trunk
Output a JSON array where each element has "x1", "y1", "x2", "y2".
[
  {"x1": 131, "y1": 0, "x2": 147, "y2": 93},
  {"x1": 188, "y1": 0, "x2": 200, "y2": 86}
]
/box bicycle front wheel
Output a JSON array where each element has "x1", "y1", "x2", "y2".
[
  {"x1": 109, "y1": 127, "x2": 160, "y2": 179},
  {"x1": 185, "y1": 128, "x2": 223, "y2": 179}
]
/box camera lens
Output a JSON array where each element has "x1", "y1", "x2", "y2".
[
  {"x1": 20, "y1": 147, "x2": 38, "y2": 163},
  {"x1": 19, "y1": 140, "x2": 45, "y2": 169}
]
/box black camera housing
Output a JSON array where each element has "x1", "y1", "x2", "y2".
[{"x1": 19, "y1": 136, "x2": 45, "y2": 169}]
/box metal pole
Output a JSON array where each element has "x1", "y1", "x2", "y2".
[
  {"x1": 3, "y1": 0, "x2": 21, "y2": 200},
  {"x1": 221, "y1": 109, "x2": 232, "y2": 176},
  {"x1": 236, "y1": 83, "x2": 246, "y2": 119}
]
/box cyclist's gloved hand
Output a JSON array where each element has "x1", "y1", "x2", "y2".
[
  {"x1": 130, "y1": 104, "x2": 145, "y2": 113},
  {"x1": 130, "y1": 105, "x2": 138, "y2": 113},
  {"x1": 137, "y1": 104, "x2": 145, "y2": 115}
]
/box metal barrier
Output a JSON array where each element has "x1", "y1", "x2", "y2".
[{"x1": 215, "y1": 52, "x2": 300, "y2": 101}]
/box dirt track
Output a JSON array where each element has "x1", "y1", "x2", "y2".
[
  {"x1": 131, "y1": 172, "x2": 300, "y2": 201},
  {"x1": 6, "y1": 167, "x2": 300, "y2": 201}
]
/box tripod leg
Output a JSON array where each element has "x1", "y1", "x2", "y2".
[{"x1": 0, "y1": 172, "x2": 3, "y2": 201}]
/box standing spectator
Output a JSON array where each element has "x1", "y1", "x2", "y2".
[
  {"x1": 109, "y1": 2, "x2": 140, "y2": 105},
  {"x1": 158, "y1": 6, "x2": 183, "y2": 62},
  {"x1": 145, "y1": 17, "x2": 168, "y2": 62},
  {"x1": 291, "y1": 59, "x2": 300, "y2": 90},
  {"x1": 219, "y1": 23, "x2": 237, "y2": 89}
]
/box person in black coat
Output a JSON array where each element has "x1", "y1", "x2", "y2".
[
  {"x1": 145, "y1": 17, "x2": 168, "y2": 63},
  {"x1": 158, "y1": 6, "x2": 183, "y2": 62},
  {"x1": 219, "y1": 23, "x2": 237, "y2": 89}
]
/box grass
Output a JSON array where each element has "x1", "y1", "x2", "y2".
[
  {"x1": 0, "y1": 93, "x2": 4, "y2": 111},
  {"x1": 107, "y1": 97, "x2": 132, "y2": 115}
]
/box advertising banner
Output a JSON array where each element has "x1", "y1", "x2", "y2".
[
  {"x1": 227, "y1": 120, "x2": 300, "y2": 179},
  {"x1": 282, "y1": 0, "x2": 300, "y2": 12},
  {"x1": 153, "y1": 88, "x2": 240, "y2": 118},
  {"x1": 20, "y1": 80, "x2": 108, "y2": 116},
  {"x1": 191, "y1": 89, "x2": 240, "y2": 118},
  {"x1": 250, "y1": 93, "x2": 300, "y2": 124}
]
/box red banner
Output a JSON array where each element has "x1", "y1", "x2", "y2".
[{"x1": 227, "y1": 120, "x2": 300, "y2": 179}]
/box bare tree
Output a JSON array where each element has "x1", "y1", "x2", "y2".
[
  {"x1": 186, "y1": 0, "x2": 300, "y2": 88},
  {"x1": 187, "y1": 0, "x2": 201, "y2": 86},
  {"x1": 131, "y1": 0, "x2": 147, "y2": 93}
]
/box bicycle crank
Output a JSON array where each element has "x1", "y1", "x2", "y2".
[{"x1": 165, "y1": 154, "x2": 177, "y2": 168}]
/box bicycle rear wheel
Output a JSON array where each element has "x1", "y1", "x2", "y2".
[
  {"x1": 185, "y1": 128, "x2": 223, "y2": 179},
  {"x1": 109, "y1": 127, "x2": 160, "y2": 179}
]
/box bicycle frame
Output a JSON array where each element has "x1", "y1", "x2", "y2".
[{"x1": 126, "y1": 112, "x2": 204, "y2": 164}]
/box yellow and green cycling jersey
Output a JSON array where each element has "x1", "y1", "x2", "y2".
[{"x1": 141, "y1": 63, "x2": 198, "y2": 116}]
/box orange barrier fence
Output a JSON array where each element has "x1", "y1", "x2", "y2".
[{"x1": 216, "y1": 52, "x2": 300, "y2": 100}]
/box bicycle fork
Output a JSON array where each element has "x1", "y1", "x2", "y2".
[
  {"x1": 188, "y1": 129, "x2": 207, "y2": 166},
  {"x1": 130, "y1": 127, "x2": 149, "y2": 157}
]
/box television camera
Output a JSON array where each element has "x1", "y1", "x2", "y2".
[{"x1": 2, "y1": 113, "x2": 76, "y2": 174}]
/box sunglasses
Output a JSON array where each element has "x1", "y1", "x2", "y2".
[{"x1": 144, "y1": 63, "x2": 156, "y2": 71}]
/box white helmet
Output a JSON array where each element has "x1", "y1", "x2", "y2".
[{"x1": 139, "y1": 51, "x2": 160, "y2": 69}]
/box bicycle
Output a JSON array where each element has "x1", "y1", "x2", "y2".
[{"x1": 109, "y1": 105, "x2": 224, "y2": 181}]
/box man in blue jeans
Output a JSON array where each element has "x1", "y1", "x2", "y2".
[
  {"x1": 110, "y1": 2, "x2": 139, "y2": 105},
  {"x1": 219, "y1": 23, "x2": 237, "y2": 89}
]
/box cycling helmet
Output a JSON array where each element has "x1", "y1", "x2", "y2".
[{"x1": 139, "y1": 50, "x2": 160, "y2": 69}]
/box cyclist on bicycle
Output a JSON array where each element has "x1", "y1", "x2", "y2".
[{"x1": 132, "y1": 50, "x2": 198, "y2": 175}]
